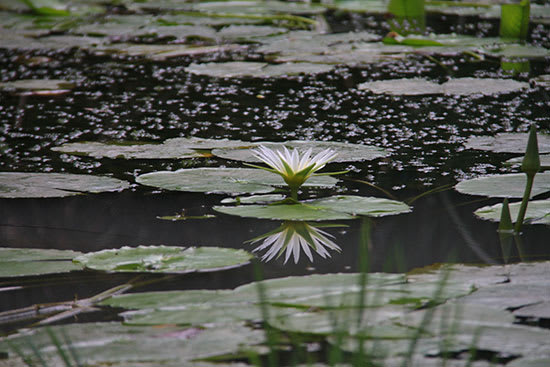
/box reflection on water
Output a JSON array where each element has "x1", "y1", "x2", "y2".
[{"x1": 249, "y1": 221, "x2": 342, "y2": 264}]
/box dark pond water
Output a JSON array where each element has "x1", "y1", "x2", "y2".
[{"x1": 1, "y1": 12, "x2": 549, "y2": 317}]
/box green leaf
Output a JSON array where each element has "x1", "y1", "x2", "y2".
[
  {"x1": 0, "y1": 248, "x2": 83, "y2": 277},
  {"x1": 0, "y1": 322, "x2": 264, "y2": 366},
  {"x1": 454, "y1": 172, "x2": 550, "y2": 198},
  {"x1": 213, "y1": 140, "x2": 390, "y2": 163},
  {"x1": 465, "y1": 132, "x2": 550, "y2": 154},
  {"x1": 0, "y1": 172, "x2": 129, "y2": 198},
  {"x1": 500, "y1": 0, "x2": 530, "y2": 40},
  {"x1": 136, "y1": 167, "x2": 337, "y2": 195},
  {"x1": 475, "y1": 199, "x2": 550, "y2": 225},
  {"x1": 185, "y1": 61, "x2": 335, "y2": 78},
  {"x1": 507, "y1": 154, "x2": 550, "y2": 170},
  {"x1": 52, "y1": 137, "x2": 249, "y2": 159},
  {"x1": 358, "y1": 77, "x2": 529, "y2": 96},
  {"x1": 0, "y1": 79, "x2": 75, "y2": 93},
  {"x1": 215, "y1": 195, "x2": 410, "y2": 221},
  {"x1": 73, "y1": 246, "x2": 253, "y2": 273}
]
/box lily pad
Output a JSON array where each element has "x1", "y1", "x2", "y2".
[
  {"x1": 136, "y1": 167, "x2": 337, "y2": 195},
  {"x1": 506, "y1": 154, "x2": 550, "y2": 169},
  {"x1": 474, "y1": 199, "x2": 550, "y2": 225},
  {"x1": 465, "y1": 132, "x2": 550, "y2": 153},
  {"x1": 214, "y1": 195, "x2": 411, "y2": 221},
  {"x1": 73, "y1": 246, "x2": 253, "y2": 273},
  {"x1": 454, "y1": 172, "x2": 550, "y2": 198},
  {"x1": 358, "y1": 77, "x2": 529, "y2": 96},
  {"x1": 220, "y1": 194, "x2": 287, "y2": 204},
  {"x1": 122, "y1": 303, "x2": 294, "y2": 326},
  {"x1": 185, "y1": 61, "x2": 334, "y2": 78},
  {"x1": 0, "y1": 248, "x2": 83, "y2": 277},
  {"x1": 52, "y1": 137, "x2": 249, "y2": 159},
  {"x1": 212, "y1": 140, "x2": 390, "y2": 163},
  {"x1": 0, "y1": 322, "x2": 264, "y2": 366},
  {"x1": 0, "y1": 79, "x2": 75, "y2": 95},
  {"x1": 0, "y1": 172, "x2": 130, "y2": 198}
]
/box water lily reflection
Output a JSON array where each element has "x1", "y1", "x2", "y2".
[{"x1": 249, "y1": 221, "x2": 342, "y2": 264}]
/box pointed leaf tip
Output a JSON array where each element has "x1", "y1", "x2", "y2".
[
  {"x1": 521, "y1": 125, "x2": 541, "y2": 176},
  {"x1": 498, "y1": 198, "x2": 514, "y2": 232}
]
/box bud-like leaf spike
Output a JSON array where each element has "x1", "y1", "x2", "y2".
[
  {"x1": 521, "y1": 124, "x2": 541, "y2": 176},
  {"x1": 498, "y1": 198, "x2": 514, "y2": 233}
]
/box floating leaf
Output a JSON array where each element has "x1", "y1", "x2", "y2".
[
  {"x1": 514, "y1": 301, "x2": 550, "y2": 320},
  {"x1": 475, "y1": 199, "x2": 550, "y2": 225},
  {"x1": 454, "y1": 172, "x2": 550, "y2": 198},
  {"x1": 220, "y1": 194, "x2": 287, "y2": 204},
  {"x1": 465, "y1": 132, "x2": 550, "y2": 154},
  {"x1": 0, "y1": 79, "x2": 75, "y2": 95},
  {"x1": 212, "y1": 140, "x2": 389, "y2": 163},
  {"x1": 358, "y1": 77, "x2": 529, "y2": 96},
  {"x1": 0, "y1": 322, "x2": 264, "y2": 366},
  {"x1": 215, "y1": 195, "x2": 411, "y2": 221},
  {"x1": 505, "y1": 153, "x2": 550, "y2": 171},
  {"x1": 0, "y1": 172, "x2": 130, "y2": 198},
  {"x1": 136, "y1": 167, "x2": 337, "y2": 195},
  {"x1": 185, "y1": 61, "x2": 335, "y2": 78},
  {"x1": 218, "y1": 25, "x2": 287, "y2": 40},
  {"x1": 480, "y1": 44, "x2": 550, "y2": 59},
  {"x1": 73, "y1": 246, "x2": 253, "y2": 274},
  {"x1": 0, "y1": 248, "x2": 83, "y2": 277},
  {"x1": 214, "y1": 202, "x2": 355, "y2": 221},
  {"x1": 122, "y1": 303, "x2": 294, "y2": 326},
  {"x1": 52, "y1": 137, "x2": 248, "y2": 159}
]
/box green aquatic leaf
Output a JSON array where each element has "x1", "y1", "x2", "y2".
[
  {"x1": 0, "y1": 79, "x2": 75, "y2": 94},
  {"x1": 454, "y1": 172, "x2": 550, "y2": 198},
  {"x1": 136, "y1": 167, "x2": 337, "y2": 195},
  {"x1": 0, "y1": 248, "x2": 83, "y2": 277},
  {"x1": 74, "y1": 246, "x2": 253, "y2": 273},
  {"x1": 215, "y1": 195, "x2": 411, "y2": 221},
  {"x1": 220, "y1": 194, "x2": 287, "y2": 204},
  {"x1": 358, "y1": 77, "x2": 529, "y2": 96},
  {"x1": 52, "y1": 137, "x2": 248, "y2": 159},
  {"x1": 185, "y1": 61, "x2": 335, "y2": 78},
  {"x1": 0, "y1": 172, "x2": 129, "y2": 198},
  {"x1": 500, "y1": 0, "x2": 530, "y2": 40},
  {"x1": 212, "y1": 140, "x2": 389, "y2": 163},
  {"x1": 474, "y1": 199, "x2": 550, "y2": 225},
  {"x1": 122, "y1": 303, "x2": 294, "y2": 326},
  {"x1": 214, "y1": 202, "x2": 355, "y2": 221},
  {"x1": 0, "y1": 322, "x2": 264, "y2": 366},
  {"x1": 465, "y1": 132, "x2": 550, "y2": 154}
]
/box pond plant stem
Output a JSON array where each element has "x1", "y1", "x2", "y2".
[{"x1": 514, "y1": 124, "x2": 541, "y2": 233}]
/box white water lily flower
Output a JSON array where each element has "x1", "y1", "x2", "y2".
[
  {"x1": 250, "y1": 221, "x2": 341, "y2": 264},
  {"x1": 251, "y1": 145, "x2": 337, "y2": 199}
]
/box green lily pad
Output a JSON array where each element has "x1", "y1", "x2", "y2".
[
  {"x1": 0, "y1": 78, "x2": 75, "y2": 96},
  {"x1": 52, "y1": 137, "x2": 249, "y2": 159},
  {"x1": 122, "y1": 303, "x2": 294, "y2": 326},
  {"x1": 268, "y1": 306, "x2": 414, "y2": 338},
  {"x1": 0, "y1": 322, "x2": 264, "y2": 366},
  {"x1": 358, "y1": 77, "x2": 529, "y2": 96},
  {"x1": 97, "y1": 43, "x2": 246, "y2": 60},
  {"x1": 474, "y1": 199, "x2": 550, "y2": 225},
  {"x1": 136, "y1": 167, "x2": 337, "y2": 195},
  {"x1": 506, "y1": 154, "x2": 550, "y2": 170},
  {"x1": 212, "y1": 140, "x2": 389, "y2": 163},
  {"x1": 507, "y1": 358, "x2": 550, "y2": 367},
  {"x1": 514, "y1": 301, "x2": 550, "y2": 320},
  {"x1": 185, "y1": 61, "x2": 334, "y2": 78},
  {"x1": 218, "y1": 25, "x2": 287, "y2": 40},
  {"x1": 102, "y1": 289, "x2": 233, "y2": 309},
  {"x1": 220, "y1": 194, "x2": 287, "y2": 204},
  {"x1": 0, "y1": 248, "x2": 83, "y2": 277},
  {"x1": 480, "y1": 44, "x2": 550, "y2": 59},
  {"x1": 73, "y1": 246, "x2": 253, "y2": 274},
  {"x1": 214, "y1": 195, "x2": 411, "y2": 221},
  {"x1": 0, "y1": 172, "x2": 130, "y2": 198},
  {"x1": 465, "y1": 132, "x2": 550, "y2": 153},
  {"x1": 454, "y1": 172, "x2": 550, "y2": 198}
]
